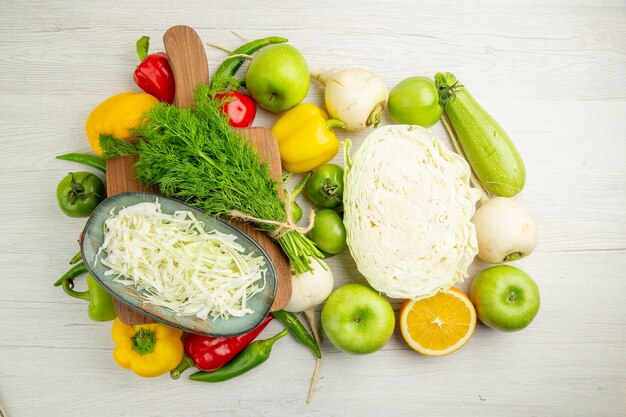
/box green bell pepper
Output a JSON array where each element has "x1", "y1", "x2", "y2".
[{"x1": 54, "y1": 262, "x2": 116, "y2": 322}]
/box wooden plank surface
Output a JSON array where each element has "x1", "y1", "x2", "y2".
[{"x1": 1, "y1": 1, "x2": 625, "y2": 416}]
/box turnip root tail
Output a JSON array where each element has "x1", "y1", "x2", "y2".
[
  {"x1": 310, "y1": 70, "x2": 330, "y2": 85},
  {"x1": 305, "y1": 308, "x2": 322, "y2": 403}
]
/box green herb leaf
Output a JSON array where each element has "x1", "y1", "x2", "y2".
[{"x1": 100, "y1": 134, "x2": 139, "y2": 159}]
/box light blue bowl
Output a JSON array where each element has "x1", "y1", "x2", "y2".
[{"x1": 80, "y1": 192, "x2": 277, "y2": 337}]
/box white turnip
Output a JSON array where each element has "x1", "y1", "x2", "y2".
[
  {"x1": 472, "y1": 197, "x2": 538, "y2": 264},
  {"x1": 312, "y1": 68, "x2": 388, "y2": 131},
  {"x1": 284, "y1": 259, "x2": 334, "y2": 313}
]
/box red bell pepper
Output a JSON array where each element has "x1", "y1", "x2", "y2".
[
  {"x1": 170, "y1": 315, "x2": 273, "y2": 379},
  {"x1": 133, "y1": 36, "x2": 175, "y2": 104},
  {"x1": 216, "y1": 91, "x2": 257, "y2": 128}
]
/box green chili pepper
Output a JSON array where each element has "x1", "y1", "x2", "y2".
[
  {"x1": 54, "y1": 262, "x2": 116, "y2": 322},
  {"x1": 272, "y1": 310, "x2": 321, "y2": 358},
  {"x1": 54, "y1": 262, "x2": 88, "y2": 286},
  {"x1": 209, "y1": 36, "x2": 288, "y2": 92},
  {"x1": 56, "y1": 153, "x2": 107, "y2": 173},
  {"x1": 69, "y1": 250, "x2": 82, "y2": 265},
  {"x1": 189, "y1": 329, "x2": 288, "y2": 383}
]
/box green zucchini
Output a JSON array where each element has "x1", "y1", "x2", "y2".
[{"x1": 435, "y1": 72, "x2": 525, "y2": 197}]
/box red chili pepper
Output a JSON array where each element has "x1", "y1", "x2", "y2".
[
  {"x1": 216, "y1": 91, "x2": 257, "y2": 128},
  {"x1": 133, "y1": 36, "x2": 175, "y2": 104},
  {"x1": 183, "y1": 315, "x2": 273, "y2": 372}
]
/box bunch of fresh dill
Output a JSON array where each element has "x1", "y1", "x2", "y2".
[{"x1": 100, "y1": 85, "x2": 321, "y2": 274}]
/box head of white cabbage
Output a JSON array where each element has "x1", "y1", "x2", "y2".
[{"x1": 343, "y1": 125, "x2": 481, "y2": 300}]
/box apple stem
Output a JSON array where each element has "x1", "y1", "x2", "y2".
[{"x1": 305, "y1": 308, "x2": 322, "y2": 403}]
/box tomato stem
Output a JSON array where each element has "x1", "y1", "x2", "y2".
[
  {"x1": 436, "y1": 80, "x2": 463, "y2": 109},
  {"x1": 319, "y1": 178, "x2": 339, "y2": 200},
  {"x1": 66, "y1": 173, "x2": 87, "y2": 205}
]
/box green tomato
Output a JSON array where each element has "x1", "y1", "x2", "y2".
[
  {"x1": 387, "y1": 76, "x2": 443, "y2": 127},
  {"x1": 306, "y1": 164, "x2": 344, "y2": 209},
  {"x1": 310, "y1": 209, "x2": 347, "y2": 255},
  {"x1": 56, "y1": 172, "x2": 105, "y2": 218}
]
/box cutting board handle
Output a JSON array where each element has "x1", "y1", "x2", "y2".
[{"x1": 163, "y1": 25, "x2": 209, "y2": 108}]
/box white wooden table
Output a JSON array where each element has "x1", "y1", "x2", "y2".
[{"x1": 1, "y1": 1, "x2": 625, "y2": 416}]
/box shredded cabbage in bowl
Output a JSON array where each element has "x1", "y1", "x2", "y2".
[
  {"x1": 343, "y1": 125, "x2": 481, "y2": 299},
  {"x1": 97, "y1": 201, "x2": 266, "y2": 320}
]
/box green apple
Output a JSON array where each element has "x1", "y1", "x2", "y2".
[
  {"x1": 321, "y1": 284, "x2": 395, "y2": 354},
  {"x1": 470, "y1": 265, "x2": 540, "y2": 332},
  {"x1": 245, "y1": 44, "x2": 310, "y2": 113}
]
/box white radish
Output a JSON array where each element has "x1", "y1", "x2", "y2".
[
  {"x1": 312, "y1": 68, "x2": 388, "y2": 131},
  {"x1": 284, "y1": 259, "x2": 334, "y2": 313},
  {"x1": 472, "y1": 197, "x2": 538, "y2": 264}
]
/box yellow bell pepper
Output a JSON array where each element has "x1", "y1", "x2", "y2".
[
  {"x1": 271, "y1": 103, "x2": 345, "y2": 173},
  {"x1": 85, "y1": 92, "x2": 158, "y2": 155},
  {"x1": 111, "y1": 318, "x2": 184, "y2": 378}
]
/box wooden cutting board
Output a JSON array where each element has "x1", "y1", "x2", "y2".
[{"x1": 105, "y1": 25, "x2": 291, "y2": 325}]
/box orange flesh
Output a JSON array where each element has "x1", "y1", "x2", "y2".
[{"x1": 401, "y1": 288, "x2": 475, "y2": 354}]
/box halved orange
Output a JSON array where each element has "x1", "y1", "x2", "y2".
[{"x1": 400, "y1": 287, "x2": 476, "y2": 356}]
